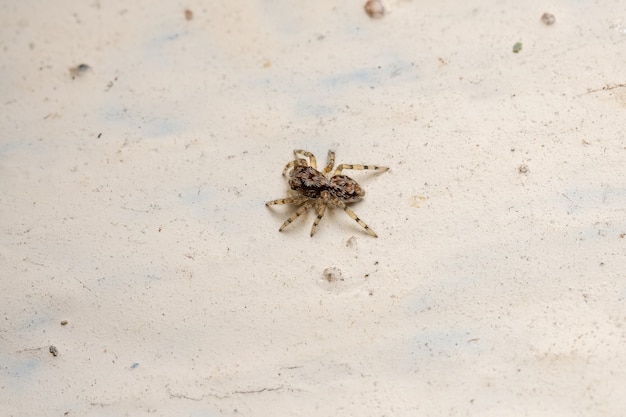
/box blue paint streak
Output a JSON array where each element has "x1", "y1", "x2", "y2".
[
  {"x1": 1, "y1": 354, "x2": 40, "y2": 389},
  {"x1": 320, "y1": 68, "x2": 380, "y2": 88},
  {"x1": 0, "y1": 141, "x2": 29, "y2": 159},
  {"x1": 559, "y1": 187, "x2": 626, "y2": 213},
  {"x1": 177, "y1": 186, "x2": 215, "y2": 206},
  {"x1": 408, "y1": 328, "x2": 482, "y2": 359},
  {"x1": 142, "y1": 118, "x2": 183, "y2": 138},
  {"x1": 100, "y1": 106, "x2": 184, "y2": 138}
]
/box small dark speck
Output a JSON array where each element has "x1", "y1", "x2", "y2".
[
  {"x1": 61, "y1": 320, "x2": 68, "y2": 326},
  {"x1": 131, "y1": 362, "x2": 139, "y2": 369},
  {"x1": 69, "y1": 63, "x2": 91, "y2": 78},
  {"x1": 97, "y1": 133, "x2": 102, "y2": 139},
  {"x1": 49, "y1": 346, "x2": 59, "y2": 357}
]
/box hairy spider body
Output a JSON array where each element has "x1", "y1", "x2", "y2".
[
  {"x1": 266, "y1": 150, "x2": 388, "y2": 237},
  {"x1": 288, "y1": 166, "x2": 330, "y2": 199}
]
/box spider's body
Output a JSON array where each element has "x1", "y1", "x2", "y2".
[
  {"x1": 288, "y1": 165, "x2": 364, "y2": 202},
  {"x1": 266, "y1": 150, "x2": 388, "y2": 237}
]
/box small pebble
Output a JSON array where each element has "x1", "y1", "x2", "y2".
[
  {"x1": 364, "y1": 0, "x2": 385, "y2": 19},
  {"x1": 49, "y1": 346, "x2": 58, "y2": 357},
  {"x1": 541, "y1": 12, "x2": 555, "y2": 25}
]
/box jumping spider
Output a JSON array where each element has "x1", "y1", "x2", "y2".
[{"x1": 266, "y1": 150, "x2": 388, "y2": 237}]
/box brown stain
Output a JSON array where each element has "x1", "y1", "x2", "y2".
[{"x1": 364, "y1": 0, "x2": 385, "y2": 19}]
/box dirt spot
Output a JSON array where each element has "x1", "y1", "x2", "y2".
[
  {"x1": 541, "y1": 13, "x2": 555, "y2": 25},
  {"x1": 364, "y1": 0, "x2": 384, "y2": 19},
  {"x1": 69, "y1": 63, "x2": 91, "y2": 79},
  {"x1": 323, "y1": 267, "x2": 343, "y2": 283}
]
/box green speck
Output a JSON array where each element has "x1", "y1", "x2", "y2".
[{"x1": 513, "y1": 42, "x2": 522, "y2": 53}]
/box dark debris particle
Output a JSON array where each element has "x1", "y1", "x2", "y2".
[
  {"x1": 61, "y1": 320, "x2": 68, "y2": 326},
  {"x1": 49, "y1": 346, "x2": 59, "y2": 357},
  {"x1": 69, "y1": 63, "x2": 91, "y2": 78}
]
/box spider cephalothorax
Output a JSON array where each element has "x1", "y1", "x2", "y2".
[{"x1": 266, "y1": 150, "x2": 388, "y2": 237}]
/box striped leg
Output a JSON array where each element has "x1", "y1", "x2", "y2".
[
  {"x1": 293, "y1": 150, "x2": 317, "y2": 169},
  {"x1": 310, "y1": 198, "x2": 328, "y2": 237},
  {"x1": 266, "y1": 190, "x2": 306, "y2": 206},
  {"x1": 266, "y1": 197, "x2": 299, "y2": 206},
  {"x1": 333, "y1": 164, "x2": 388, "y2": 176},
  {"x1": 279, "y1": 201, "x2": 313, "y2": 231},
  {"x1": 282, "y1": 159, "x2": 307, "y2": 176},
  {"x1": 333, "y1": 199, "x2": 378, "y2": 237},
  {"x1": 323, "y1": 150, "x2": 336, "y2": 174}
]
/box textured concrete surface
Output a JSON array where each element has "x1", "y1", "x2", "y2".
[{"x1": 2, "y1": 1, "x2": 626, "y2": 416}]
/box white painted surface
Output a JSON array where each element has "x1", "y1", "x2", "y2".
[{"x1": 1, "y1": 1, "x2": 626, "y2": 416}]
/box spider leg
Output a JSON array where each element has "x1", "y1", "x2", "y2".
[
  {"x1": 333, "y1": 199, "x2": 378, "y2": 237},
  {"x1": 293, "y1": 150, "x2": 317, "y2": 170},
  {"x1": 266, "y1": 197, "x2": 299, "y2": 206},
  {"x1": 279, "y1": 200, "x2": 313, "y2": 231},
  {"x1": 322, "y1": 150, "x2": 336, "y2": 174},
  {"x1": 333, "y1": 164, "x2": 389, "y2": 176},
  {"x1": 282, "y1": 159, "x2": 301, "y2": 176},
  {"x1": 267, "y1": 190, "x2": 306, "y2": 206},
  {"x1": 310, "y1": 197, "x2": 328, "y2": 237}
]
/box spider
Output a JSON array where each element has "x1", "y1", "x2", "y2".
[{"x1": 266, "y1": 149, "x2": 388, "y2": 237}]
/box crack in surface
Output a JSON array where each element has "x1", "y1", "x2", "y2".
[{"x1": 167, "y1": 385, "x2": 286, "y2": 401}]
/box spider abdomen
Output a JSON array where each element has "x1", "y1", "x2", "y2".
[
  {"x1": 288, "y1": 165, "x2": 330, "y2": 198},
  {"x1": 329, "y1": 175, "x2": 364, "y2": 202}
]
